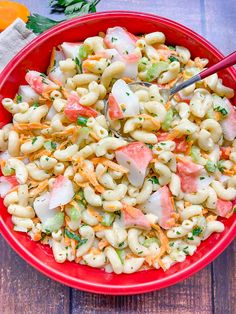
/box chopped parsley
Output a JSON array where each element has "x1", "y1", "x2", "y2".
[
  {"x1": 168, "y1": 56, "x2": 179, "y2": 62},
  {"x1": 183, "y1": 247, "x2": 189, "y2": 255},
  {"x1": 187, "y1": 236, "x2": 194, "y2": 240},
  {"x1": 65, "y1": 228, "x2": 87, "y2": 248},
  {"x1": 214, "y1": 106, "x2": 228, "y2": 117},
  {"x1": 176, "y1": 231, "x2": 181, "y2": 235},
  {"x1": 118, "y1": 241, "x2": 125, "y2": 248},
  {"x1": 16, "y1": 94, "x2": 22, "y2": 103},
  {"x1": 32, "y1": 102, "x2": 39, "y2": 108},
  {"x1": 111, "y1": 37, "x2": 117, "y2": 42},
  {"x1": 31, "y1": 137, "x2": 37, "y2": 145},
  {"x1": 146, "y1": 144, "x2": 153, "y2": 149},
  {"x1": 217, "y1": 160, "x2": 226, "y2": 173},
  {"x1": 168, "y1": 45, "x2": 176, "y2": 50},
  {"x1": 138, "y1": 251, "x2": 143, "y2": 254},
  {"x1": 126, "y1": 92, "x2": 130, "y2": 96},
  {"x1": 75, "y1": 57, "x2": 82, "y2": 73},
  {"x1": 200, "y1": 177, "x2": 205, "y2": 180},
  {"x1": 124, "y1": 50, "x2": 129, "y2": 55},
  {"x1": 192, "y1": 227, "x2": 203, "y2": 236},
  {"x1": 149, "y1": 176, "x2": 159, "y2": 184}
]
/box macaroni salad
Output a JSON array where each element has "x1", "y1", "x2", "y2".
[{"x1": 0, "y1": 27, "x2": 235, "y2": 274}]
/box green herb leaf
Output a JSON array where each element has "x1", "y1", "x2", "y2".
[
  {"x1": 217, "y1": 160, "x2": 226, "y2": 173},
  {"x1": 16, "y1": 94, "x2": 22, "y2": 103},
  {"x1": 44, "y1": 141, "x2": 57, "y2": 151},
  {"x1": 192, "y1": 226, "x2": 203, "y2": 236},
  {"x1": 65, "y1": 228, "x2": 87, "y2": 248},
  {"x1": 75, "y1": 57, "x2": 82, "y2": 73},
  {"x1": 69, "y1": 207, "x2": 81, "y2": 221},
  {"x1": 168, "y1": 56, "x2": 179, "y2": 62},
  {"x1": 148, "y1": 176, "x2": 159, "y2": 184},
  {"x1": 26, "y1": 14, "x2": 62, "y2": 34},
  {"x1": 31, "y1": 137, "x2": 37, "y2": 145},
  {"x1": 168, "y1": 45, "x2": 175, "y2": 50},
  {"x1": 78, "y1": 44, "x2": 90, "y2": 60},
  {"x1": 116, "y1": 249, "x2": 125, "y2": 264},
  {"x1": 77, "y1": 116, "x2": 88, "y2": 126}
]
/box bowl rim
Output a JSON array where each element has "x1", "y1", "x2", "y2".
[{"x1": 0, "y1": 10, "x2": 235, "y2": 295}]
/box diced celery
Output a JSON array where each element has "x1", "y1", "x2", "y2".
[
  {"x1": 205, "y1": 160, "x2": 216, "y2": 173},
  {"x1": 69, "y1": 207, "x2": 81, "y2": 221},
  {"x1": 146, "y1": 61, "x2": 169, "y2": 82},
  {"x1": 101, "y1": 212, "x2": 115, "y2": 227},
  {"x1": 77, "y1": 127, "x2": 90, "y2": 146},
  {"x1": 42, "y1": 212, "x2": 64, "y2": 233},
  {"x1": 115, "y1": 249, "x2": 125, "y2": 264},
  {"x1": 190, "y1": 146, "x2": 200, "y2": 163},
  {"x1": 162, "y1": 108, "x2": 173, "y2": 131},
  {"x1": 78, "y1": 45, "x2": 90, "y2": 60},
  {"x1": 138, "y1": 57, "x2": 149, "y2": 71},
  {"x1": 2, "y1": 165, "x2": 15, "y2": 176},
  {"x1": 143, "y1": 237, "x2": 160, "y2": 247}
]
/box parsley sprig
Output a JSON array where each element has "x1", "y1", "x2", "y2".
[{"x1": 27, "y1": 0, "x2": 101, "y2": 34}]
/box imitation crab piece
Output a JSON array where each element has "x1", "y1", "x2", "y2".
[
  {"x1": 33, "y1": 192, "x2": 59, "y2": 223},
  {"x1": 115, "y1": 142, "x2": 153, "y2": 188},
  {"x1": 108, "y1": 79, "x2": 140, "y2": 120},
  {"x1": 0, "y1": 176, "x2": 18, "y2": 198},
  {"x1": 215, "y1": 199, "x2": 233, "y2": 217},
  {"x1": 177, "y1": 157, "x2": 204, "y2": 193},
  {"x1": 220, "y1": 99, "x2": 236, "y2": 141},
  {"x1": 25, "y1": 70, "x2": 58, "y2": 94},
  {"x1": 122, "y1": 203, "x2": 151, "y2": 230},
  {"x1": 49, "y1": 175, "x2": 74, "y2": 209},
  {"x1": 61, "y1": 42, "x2": 82, "y2": 59},
  {"x1": 140, "y1": 186, "x2": 175, "y2": 230},
  {"x1": 64, "y1": 91, "x2": 98, "y2": 121},
  {"x1": 48, "y1": 48, "x2": 68, "y2": 84},
  {"x1": 18, "y1": 85, "x2": 39, "y2": 103},
  {"x1": 104, "y1": 26, "x2": 138, "y2": 58}
]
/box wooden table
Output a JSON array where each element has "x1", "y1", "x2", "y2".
[{"x1": 0, "y1": 1, "x2": 235, "y2": 313}]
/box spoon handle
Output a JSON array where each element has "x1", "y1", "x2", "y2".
[{"x1": 170, "y1": 51, "x2": 236, "y2": 96}]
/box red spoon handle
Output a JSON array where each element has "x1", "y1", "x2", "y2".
[{"x1": 199, "y1": 51, "x2": 236, "y2": 79}]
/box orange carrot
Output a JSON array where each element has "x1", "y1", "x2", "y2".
[{"x1": 91, "y1": 157, "x2": 129, "y2": 174}]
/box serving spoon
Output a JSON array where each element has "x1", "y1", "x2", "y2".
[{"x1": 104, "y1": 50, "x2": 236, "y2": 140}]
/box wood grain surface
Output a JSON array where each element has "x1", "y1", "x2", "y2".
[{"x1": 0, "y1": 1, "x2": 235, "y2": 313}]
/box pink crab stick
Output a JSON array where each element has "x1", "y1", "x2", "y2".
[
  {"x1": 122, "y1": 203, "x2": 151, "y2": 230},
  {"x1": 115, "y1": 142, "x2": 153, "y2": 188},
  {"x1": 25, "y1": 70, "x2": 58, "y2": 94},
  {"x1": 64, "y1": 91, "x2": 98, "y2": 121},
  {"x1": 49, "y1": 175, "x2": 74, "y2": 209},
  {"x1": 140, "y1": 186, "x2": 176, "y2": 230},
  {"x1": 0, "y1": 176, "x2": 18, "y2": 198},
  {"x1": 177, "y1": 158, "x2": 204, "y2": 193}
]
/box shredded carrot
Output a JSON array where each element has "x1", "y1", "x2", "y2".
[
  {"x1": 122, "y1": 77, "x2": 134, "y2": 83},
  {"x1": 206, "y1": 215, "x2": 217, "y2": 222},
  {"x1": 0, "y1": 159, "x2": 6, "y2": 170},
  {"x1": 30, "y1": 149, "x2": 52, "y2": 160},
  {"x1": 89, "y1": 247, "x2": 101, "y2": 255},
  {"x1": 201, "y1": 152, "x2": 209, "y2": 159},
  {"x1": 152, "y1": 223, "x2": 170, "y2": 256},
  {"x1": 165, "y1": 101, "x2": 171, "y2": 110},
  {"x1": 88, "y1": 53, "x2": 106, "y2": 60},
  {"x1": 202, "y1": 208, "x2": 209, "y2": 215},
  {"x1": 75, "y1": 256, "x2": 82, "y2": 263},
  {"x1": 223, "y1": 169, "x2": 234, "y2": 176},
  {"x1": 89, "y1": 130, "x2": 100, "y2": 142},
  {"x1": 186, "y1": 140, "x2": 194, "y2": 155},
  {"x1": 194, "y1": 57, "x2": 204, "y2": 69},
  {"x1": 167, "y1": 129, "x2": 182, "y2": 140},
  {"x1": 47, "y1": 47, "x2": 56, "y2": 74},
  {"x1": 32, "y1": 217, "x2": 40, "y2": 224},
  {"x1": 150, "y1": 158, "x2": 158, "y2": 163},
  {"x1": 176, "y1": 155, "x2": 187, "y2": 163},
  {"x1": 41, "y1": 88, "x2": 58, "y2": 100},
  {"x1": 64, "y1": 236, "x2": 71, "y2": 246},
  {"x1": 13, "y1": 123, "x2": 49, "y2": 132},
  {"x1": 91, "y1": 157, "x2": 129, "y2": 174},
  {"x1": 184, "y1": 201, "x2": 191, "y2": 207},
  {"x1": 98, "y1": 239, "x2": 109, "y2": 250},
  {"x1": 71, "y1": 239, "x2": 77, "y2": 256},
  {"x1": 93, "y1": 224, "x2": 111, "y2": 232},
  {"x1": 29, "y1": 180, "x2": 48, "y2": 197},
  {"x1": 53, "y1": 127, "x2": 77, "y2": 138},
  {"x1": 76, "y1": 157, "x2": 105, "y2": 193},
  {"x1": 214, "y1": 112, "x2": 221, "y2": 121}
]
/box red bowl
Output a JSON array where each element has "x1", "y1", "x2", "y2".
[{"x1": 0, "y1": 11, "x2": 235, "y2": 295}]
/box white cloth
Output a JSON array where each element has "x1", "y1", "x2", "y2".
[{"x1": 0, "y1": 18, "x2": 36, "y2": 72}]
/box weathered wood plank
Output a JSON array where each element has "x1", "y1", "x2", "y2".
[
  {"x1": 212, "y1": 242, "x2": 236, "y2": 314},
  {"x1": 0, "y1": 236, "x2": 70, "y2": 314},
  {"x1": 71, "y1": 265, "x2": 212, "y2": 314}
]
